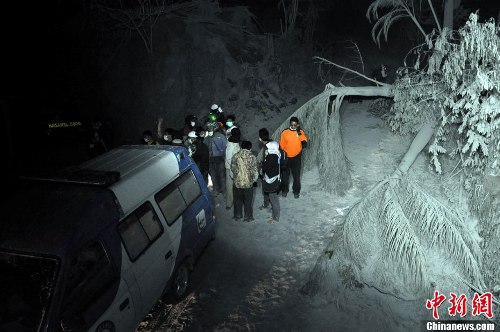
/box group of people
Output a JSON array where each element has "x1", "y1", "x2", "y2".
[
  {"x1": 208, "y1": 113, "x2": 308, "y2": 225},
  {"x1": 140, "y1": 104, "x2": 309, "y2": 225}
]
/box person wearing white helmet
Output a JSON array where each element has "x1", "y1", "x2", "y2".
[
  {"x1": 185, "y1": 130, "x2": 197, "y2": 156},
  {"x1": 211, "y1": 103, "x2": 223, "y2": 113},
  {"x1": 187, "y1": 131, "x2": 209, "y2": 184},
  {"x1": 209, "y1": 103, "x2": 226, "y2": 135}
]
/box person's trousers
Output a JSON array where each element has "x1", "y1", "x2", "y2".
[
  {"x1": 265, "y1": 192, "x2": 280, "y2": 221},
  {"x1": 209, "y1": 157, "x2": 225, "y2": 193},
  {"x1": 225, "y1": 171, "x2": 234, "y2": 208},
  {"x1": 233, "y1": 186, "x2": 254, "y2": 219},
  {"x1": 281, "y1": 154, "x2": 302, "y2": 194},
  {"x1": 201, "y1": 169, "x2": 209, "y2": 186}
]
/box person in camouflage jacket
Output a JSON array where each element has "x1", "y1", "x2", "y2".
[{"x1": 231, "y1": 140, "x2": 258, "y2": 222}]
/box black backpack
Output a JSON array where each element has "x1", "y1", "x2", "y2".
[{"x1": 278, "y1": 149, "x2": 287, "y2": 166}]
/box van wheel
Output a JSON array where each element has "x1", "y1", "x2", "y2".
[{"x1": 172, "y1": 262, "x2": 190, "y2": 301}]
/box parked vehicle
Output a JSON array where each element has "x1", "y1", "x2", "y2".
[{"x1": 0, "y1": 145, "x2": 216, "y2": 332}]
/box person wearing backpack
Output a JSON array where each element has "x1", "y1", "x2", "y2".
[
  {"x1": 258, "y1": 128, "x2": 278, "y2": 210},
  {"x1": 261, "y1": 141, "x2": 281, "y2": 223},
  {"x1": 279, "y1": 116, "x2": 308, "y2": 198}
]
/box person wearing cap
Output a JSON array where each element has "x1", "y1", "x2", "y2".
[
  {"x1": 231, "y1": 140, "x2": 258, "y2": 222},
  {"x1": 279, "y1": 116, "x2": 308, "y2": 198},
  {"x1": 162, "y1": 128, "x2": 184, "y2": 146},
  {"x1": 204, "y1": 121, "x2": 227, "y2": 194},
  {"x1": 261, "y1": 141, "x2": 281, "y2": 223},
  {"x1": 171, "y1": 135, "x2": 184, "y2": 147},
  {"x1": 187, "y1": 131, "x2": 209, "y2": 184},
  {"x1": 224, "y1": 127, "x2": 241, "y2": 210}
]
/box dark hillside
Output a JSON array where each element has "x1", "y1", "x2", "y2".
[{"x1": 98, "y1": 7, "x2": 322, "y2": 145}]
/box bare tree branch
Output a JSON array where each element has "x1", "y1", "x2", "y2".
[
  {"x1": 426, "y1": 0, "x2": 442, "y2": 33},
  {"x1": 314, "y1": 56, "x2": 391, "y2": 87},
  {"x1": 93, "y1": 0, "x2": 199, "y2": 53}
]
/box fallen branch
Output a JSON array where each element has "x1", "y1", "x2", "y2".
[{"x1": 314, "y1": 56, "x2": 391, "y2": 87}]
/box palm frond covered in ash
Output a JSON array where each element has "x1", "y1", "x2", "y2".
[{"x1": 303, "y1": 124, "x2": 484, "y2": 297}]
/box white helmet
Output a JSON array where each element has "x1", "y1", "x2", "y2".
[
  {"x1": 187, "y1": 131, "x2": 197, "y2": 138},
  {"x1": 211, "y1": 104, "x2": 222, "y2": 113}
]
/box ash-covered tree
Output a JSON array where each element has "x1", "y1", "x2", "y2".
[
  {"x1": 391, "y1": 14, "x2": 500, "y2": 176},
  {"x1": 297, "y1": 2, "x2": 499, "y2": 305}
]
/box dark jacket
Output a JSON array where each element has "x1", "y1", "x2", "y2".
[
  {"x1": 262, "y1": 154, "x2": 280, "y2": 193},
  {"x1": 204, "y1": 132, "x2": 227, "y2": 158},
  {"x1": 192, "y1": 139, "x2": 209, "y2": 172}
]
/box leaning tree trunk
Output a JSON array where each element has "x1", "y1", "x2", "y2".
[{"x1": 271, "y1": 84, "x2": 392, "y2": 195}]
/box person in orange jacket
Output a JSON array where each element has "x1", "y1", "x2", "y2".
[{"x1": 279, "y1": 116, "x2": 308, "y2": 198}]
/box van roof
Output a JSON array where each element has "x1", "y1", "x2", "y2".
[
  {"x1": 79, "y1": 145, "x2": 185, "y2": 216},
  {"x1": 0, "y1": 145, "x2": 190, "y2": 257}
]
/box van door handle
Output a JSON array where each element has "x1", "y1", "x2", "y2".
[
  {"x1": 119, "y1": 298, "x2": 129, "y2": 311},
  {"x1": 165, "y1": 250, "x2": 172, "y2": 260}
]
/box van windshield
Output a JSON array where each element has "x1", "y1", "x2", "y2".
[{"x1": 0, "y1": 251, "x2": 59, "y2": 332}]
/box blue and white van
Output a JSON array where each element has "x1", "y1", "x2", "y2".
[{"x1": 0, "y1": 145, "x2": 216, "y2": 332}]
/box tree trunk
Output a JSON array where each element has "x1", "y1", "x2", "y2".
[
  {"x1": 396, "y1": 123, "x2": 433, "y2": 174},
  {"x1": 443, "y1": 0, "x2": 461, "y2": 30},
  {"x1": 325, "y1": 85, "x2": 392, "y2": 98}
]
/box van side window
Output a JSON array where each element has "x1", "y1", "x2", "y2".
[
  {"x1": 155, "y1": 184, "x2": 185, "y2": 225},
  {"x1": 118, "y1": 202, "x2": 163, "y2": 261},
  {"x1": 155, "y1": 170, "x2": 201, "y2": 225},
  {"x1": 60, "y1": 241, "x2": 117, "y2": 330},
  {"x1": 176, "y1": 170, "x2": 202, "y2": 206}
]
